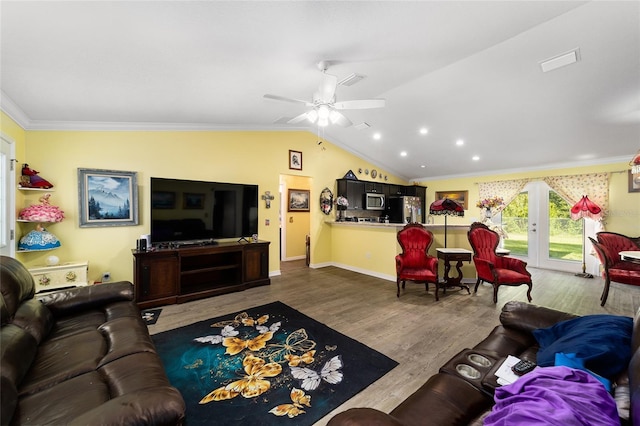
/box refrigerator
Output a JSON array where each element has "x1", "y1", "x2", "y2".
[{"x1": 388, "y1": 196, "x2": 423, "y2": 224}]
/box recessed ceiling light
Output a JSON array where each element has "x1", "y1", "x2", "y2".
[
  {"x1": 400, "y1": 151, "x2": 408, "y2": 157},
  {"x1": 420, "y1": 165, "x2": 426, "y2": 168},
  {"x1": 472, "y1": 155, "x2": 480, "y2": 161},
  {"x1": 373, "y1": 133, "x2": 381, "y2": 140},
  {"x1": 419, "y1": 128, "x2": 428, "y2": 135},
  {"x1": 456, "y1": 139, "x2": 464, "y2": 146}
]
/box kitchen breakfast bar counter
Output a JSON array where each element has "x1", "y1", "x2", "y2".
[{"x1": 327, "y1": 221, "x2": 475, "y2": 283}]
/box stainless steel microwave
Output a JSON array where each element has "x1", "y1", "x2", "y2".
[{"x1": 365, "y1": 193, "x2": 385, "y2": 210}]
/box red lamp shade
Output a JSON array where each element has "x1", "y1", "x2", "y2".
[{"x1": 570, "y1": 195, "x2": 602, "y2": 221}]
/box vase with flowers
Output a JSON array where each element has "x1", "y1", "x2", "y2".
[
  {"x1": 476, "y1": 196, "x2": 504, "y2": 219},
  {"x1": 475, "y1": 196, "x2": 508, "y2": 239},
  {"x1": 335, "y1": 196, "x2": 349, "y2": 221}
]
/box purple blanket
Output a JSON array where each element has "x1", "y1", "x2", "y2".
[{"x1": 484, "y1": 366, "x2": 619, "y2": 426}]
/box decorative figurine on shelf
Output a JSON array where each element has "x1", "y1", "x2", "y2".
[
  {"x1": 19, "y1": 164, "x2": 54, "y2": 189},
  {"x1": 18, "y1": 194, "x2": 65, "y2": 222},
  {"x1": 18, "y1": 223, "x2": 62, "y2": 251}
]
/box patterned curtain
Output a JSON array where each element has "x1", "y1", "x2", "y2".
[
  {"x1": 543, "y1": 173, "x2": 609, "y2": 219},
  {"x1": 478, "y1": 179, "x2": 531, "y2": 214}
]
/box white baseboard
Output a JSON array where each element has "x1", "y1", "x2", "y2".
[{"x1": 314, "y1": 262, "x2": 396, "y2": 282}]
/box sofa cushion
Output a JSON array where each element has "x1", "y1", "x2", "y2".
[
  {"x1": 0, "y1": 257, "x2": 35, "y2": 323},
  {"x1": 12, "y1": 299, "x2": 53, "y2": 344},
  {"x1": 484, "y1": 366, "x2": 619, "y2": 426},
  {"x1": 533, "y1": 314, "x2": 633, "y2": 379}
]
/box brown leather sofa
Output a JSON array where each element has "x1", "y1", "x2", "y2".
[
  {"x1": 0, "y1": 256, "x2": 185, "y2": 425},
  {"x1": 328, "y1": 301, "x2": 639, "y2": 426}
]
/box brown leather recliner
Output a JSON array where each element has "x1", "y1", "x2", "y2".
[{"x1": 0, "y1": 256, "x2": 185, "y2": 425}]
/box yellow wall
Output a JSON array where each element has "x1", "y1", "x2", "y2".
[
  {"x1": 282, "y1": 174, "x2": 310, "y2": 259},
  {"x1": 1, "y1": 114, "x2": 405, "y2": 282}
]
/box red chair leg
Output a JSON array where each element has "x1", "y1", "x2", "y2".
[
  {"x1": 397, "y1": 279, "x2": 401, "y2": 298},
  {"x1": 526, "y1": 283, "x2": 532, "y2": 302},
  {"x1": 493, "y1": 285, "x2": 499, "y2": 304},
  {"x1": 474, "y1": 278, "x2": 482, "y2": 294}
]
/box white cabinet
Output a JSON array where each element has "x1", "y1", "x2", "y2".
[{"x1": 28, "y1": 261, "x2": 89, "y2": 294}]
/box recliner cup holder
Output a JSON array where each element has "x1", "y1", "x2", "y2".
[
  {"x1": 467, "y1": 353, "x2": 491, "y2": 368},
  {"x1": 455, "y1": 364, "x2": 481, "y2": 380}
]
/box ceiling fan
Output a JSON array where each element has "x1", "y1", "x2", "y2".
[{"x1": 264, "y1": 61, "x2": 385, "y2": 128}]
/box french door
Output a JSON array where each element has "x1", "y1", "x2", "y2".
[{"x1": 500, "y1": 181, "x2": 593, "y2": 273}]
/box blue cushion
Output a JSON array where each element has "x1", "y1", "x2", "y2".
[
  {"x1": 533, "y1": 314, "x2": 633, "y2": 379},
  {"x1": 554, "y1": 352, "x2": 611, "y2": 391}
]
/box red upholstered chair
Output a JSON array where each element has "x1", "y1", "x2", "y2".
[
  {"x1": 395, "y1": 223, "x2": 440, "y2": 300},
  {"x1": 467, "y1": 222, "x2": 532, "y2": 303},
  {"x1": 589, "y1": 232, "x2": 640, "y2": 306}
]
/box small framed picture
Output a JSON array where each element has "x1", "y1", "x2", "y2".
[
  {"x1": 183, "y1": 193, "x2": 205, "y2": 209},
  {"x1": 629, "y1": 170, "x2": 640, "y2": 193},
  {"x1": 435, "y1": 190, "x2": 469, "y2": 210},
  {"x1": 78, "y1": 168, "x2": 138, "y2": 227},
  {"x1": 289, "y1": 150, "x2": 302, "y2": 170},
  {"x1": 288, "y1": 189, "x2": 310, "y2": 212}
]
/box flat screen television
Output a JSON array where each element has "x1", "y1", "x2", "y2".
[{"x1": 150, "y1": 177, "x2": 258, "y2": 245}]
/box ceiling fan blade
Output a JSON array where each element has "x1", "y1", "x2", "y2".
[
  {"x1": 319, "y1": 73, "x2": 338, "y2": 102},
  {"x1": 334, "y1": 99, "x2": 386, "y2": 110},
  {"x1": 330, "y1": 111, "x2": 353, "y2": 128},
  {"x1": 287, "y1": 112, "x2": 309, "y2": 124},
  {"x1": 264, "y1": 94, "x2": 311, "y2": 105}
]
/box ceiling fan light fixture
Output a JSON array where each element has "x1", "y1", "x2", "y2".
[
  {"x1": 307, "y1": 109, "x2": 318, "y2": 123},
  {"x1": 318, "y1": 105, "x2": 330, "y2": 120},
  {"x1": 329, "y1": 110, "x2": 341, "y2": 124},
  {"x1": 318, "y1": 117, "x2": 329, "y2": 127}
]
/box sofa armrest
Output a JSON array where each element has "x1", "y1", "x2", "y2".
[
  {"x1": 499, "y1": 301, "x2": 578, "y2": 334},
  {"x1": 328, "y1": 408, "x2": 405, "y2": 426},
  {"x1": 38, "y1": 281, "x2": 134, "y2": 317}
]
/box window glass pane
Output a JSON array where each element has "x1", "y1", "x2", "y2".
[
  {"x1": 502, "y1": 192, "x2": 528, "y2": 255},
  {"x1": 548, "y1": 191, "x2": 582, "y2": 261}
]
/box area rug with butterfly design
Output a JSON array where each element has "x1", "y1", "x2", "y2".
[{"x1": 152, "y1": 301, "x2": 398, "y2": 426}]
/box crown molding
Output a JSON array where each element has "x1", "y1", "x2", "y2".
[{"x1": 0, "y1": 90, "x2": 31, "y2": 129}]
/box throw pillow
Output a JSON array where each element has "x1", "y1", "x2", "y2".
[{"x1": 532, "y1": 314, "x2": 632, "y2": 379}]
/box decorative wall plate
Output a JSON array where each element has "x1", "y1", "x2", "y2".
[{"x1": 371, "y1": 170, "x2": 377, "y2": 178}]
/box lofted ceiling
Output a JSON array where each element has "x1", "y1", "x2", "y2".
[{"x1": 1, "y1": 1, "x2": 638, "y2": 181}]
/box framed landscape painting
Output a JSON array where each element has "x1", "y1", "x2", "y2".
[
  {"x1": 288, "y1": 189, "x2": 310, "y2": 212},
  {"x1": 78, "y1": 168, "x2": 139, "y2": 227},
  {"x1": 435, "y1": 190, "x2": 469, "y2": 209}
]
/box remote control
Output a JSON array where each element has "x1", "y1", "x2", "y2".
[{"x1": 512, "y1": 359, "x2": 536, "y2": 376}]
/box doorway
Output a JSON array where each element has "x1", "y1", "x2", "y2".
[
  {"x1": 500, "y1": 181, "x2": 593, "y2": 273},
  {"x1": 1, "y1": 134, "x2": 16, "y2": 257},
  {"x1": 279, "y1": 175, "x2": 311, "y2": 266}
]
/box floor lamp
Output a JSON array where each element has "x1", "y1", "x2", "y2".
[
  {"x1": 429, "y1": 198, "x2": 464, "y2": 247},
  {"x1": 570, "y1": 195, "x2": 602, "y2": 278}
]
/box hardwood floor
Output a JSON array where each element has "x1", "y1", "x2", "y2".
[{"x1": 148, "y1": 260, "x2": 640, "y2": 425}]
